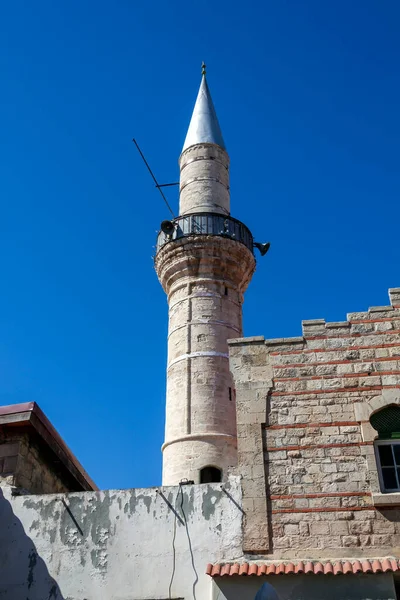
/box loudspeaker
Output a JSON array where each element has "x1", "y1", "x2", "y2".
[
  {"x1": 161, "y1": 220, "x2": 175, "y2": 236},
  {"x1": 254, "y1": 242, "x2": 271, "y2": 256}
]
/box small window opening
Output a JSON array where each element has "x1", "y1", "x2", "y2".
[
  {"x1": 375, "y1": 442, "x2": 400, "y2": 492},
  {"x1": 224, "y1": 286, "x2": 228, "y2": 296},
  {"x1": 200, "y1": 466, "x2": 222, "y2": 484},
  {"x1": 371, "y1": 405, "x2": 400, "y2": 493},
  {"x1": 229, "y1": 387, "x2": 232, "y2": 401}
]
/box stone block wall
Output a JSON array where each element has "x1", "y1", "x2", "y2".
[
  {"x1": 156, "y1": 234, "x2": 255, "y2": 485},
  {"x1": 0, "y1": 442, "x2": 19, "y2": 487},
  {"x1": 0, "y1": 431, "x2": 71, "y2": 495},
  {"x1": 179, "y1": 143, "x2": 230, "y2": 215},
  {"x1": 229, "y1": 288, "x2": 400, "y2": 558}
]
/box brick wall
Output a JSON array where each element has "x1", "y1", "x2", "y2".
[
  {"x1": 0, "y1": 430, "x2": 71, "y2": 494},
  {"x1": 229, "y1": 287, "x2": 400, "y2": 558},
  {"x1": 0, "y1": 441, "x2": 19, "y2": 487}
]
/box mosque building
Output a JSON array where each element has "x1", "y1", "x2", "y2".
[{"x1": 1, "y1": 66, "x2": 400, "y2": 600}]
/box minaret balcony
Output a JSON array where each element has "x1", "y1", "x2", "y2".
[{"x1": 156, "y1": 212, "x2": 254, "y2": 255}]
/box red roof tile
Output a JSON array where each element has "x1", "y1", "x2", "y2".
[
  {"x1": 352, "y1": 561, "x2": 362, "y2": 573},
  {"x1": 333, "y1": 562, "x2": 343, "y2": 575},
  {"x1": 206, "y1": 559, "x2": 400, "y2": 577},
  {"x1": 304, "y1": 561, "x2": 314, "y2": 575},
  {"x1": 285, "y1": 563, "x2": 295, "y2": 575},
  {"x1": 294, "y1": 561, "x2": 304, "y2": 575},
  {"x1": 314, "y1": 562, "x2": 324, "y2": 575},
  {"x1": 363, "y1": 560, "x2": 373, "y2": 573}
]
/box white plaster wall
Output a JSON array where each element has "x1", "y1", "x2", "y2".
[{"x1": 0, "y1": 477, "x2": 243, "y2": 600}]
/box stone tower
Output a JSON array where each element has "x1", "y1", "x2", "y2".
[{"x1": 155, "y1": 65, "x2": 256, "y2": 485}]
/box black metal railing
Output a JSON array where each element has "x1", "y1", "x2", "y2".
[{"x1": 156, "y1": 213, "x2": 254, "y2": 254}]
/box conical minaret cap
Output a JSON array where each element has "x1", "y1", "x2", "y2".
[{"x1": 182, "y1": 64, "x2": 226, "y2": 153}]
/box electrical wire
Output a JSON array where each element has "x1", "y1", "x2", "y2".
[
  {"x1": 168, "y1": 490, "x2": 178, "y2": 599},
  {"x1": 167, "y1": 483, "x2": 199, "y2": 600},
  {"x1": 132, "y1": 138, "x2": 175, "y2": 218},
  {"x1": 179, "y1": 484, "x2": 198, "y2": 600}
]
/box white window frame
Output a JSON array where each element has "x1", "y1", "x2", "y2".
[{"x1": 374, "y1": 439, "x2": 400, "y2": 493}]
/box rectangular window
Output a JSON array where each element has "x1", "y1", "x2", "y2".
[{"x1": 375, "y1": 441, "x2": 400, "y2": 492}]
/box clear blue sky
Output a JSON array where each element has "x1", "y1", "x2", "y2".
[{"x1": 1, "y1": 1, "x2": 399, "y2": 489}]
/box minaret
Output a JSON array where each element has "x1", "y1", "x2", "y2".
[{"x1": 155, "y1": 64, "x2": 256, "y2": 485}]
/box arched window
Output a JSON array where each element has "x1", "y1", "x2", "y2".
[
  {"x1": 371, "y1": 405, "x2": 400, "y2": 493},
  {"x1": 200, "y1": 466, "x2": 222, "y2": 484}
]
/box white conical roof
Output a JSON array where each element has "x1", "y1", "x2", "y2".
[{"x1": 182, "y1": 68, "x2": 226, "y2": 152}]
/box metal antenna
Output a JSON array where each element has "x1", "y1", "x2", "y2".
[{"x1": 132, "y1": 138, "x2": 176, "y2": 218}]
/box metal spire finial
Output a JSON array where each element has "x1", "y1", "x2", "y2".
[{"x1": 182, "y1": 65, "x2": 226, "y2": 152}]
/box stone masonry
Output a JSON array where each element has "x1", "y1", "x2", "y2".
[
  {"x1": 179, "y1": 143, "x2": 230, "y2": 216},
  {"x1": 155, "y1": 71, "x2": 256, "y2": 486},
  {"x1": 0, "y1": 403, "x2": 96, "y2": 495},
  {"x1": 156, "y1": 230, "x2": 255, "y2": 485},
  {"x1": 229, "y1": 287, "x2": 400, "y2": 558},
  {"x1": 0, "y1": 433, "x2": 69, "y2": 495}
]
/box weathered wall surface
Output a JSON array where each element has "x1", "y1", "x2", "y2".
[
  {"x1": 228, "y1": 335, "x2": 272, "y2": 553},
  {"x1": 179, "y1": 144, "x2": 230, "y2": 215},
  {"x1": 0, "y1": 433, "x2": 70, "y2": 495},
  {"x1": 179, "y1": 143, "x2": 230, "y2": 215},
  {"x1": 229, "y1": 287, "x2": 400, "y2": 558},
  {"x1": 212, "y1": 573, "x2": 396, "y2": 600},
  {"x1": 156, "y1": 234, "x2": 255, "y2": 485},
  {"x1": 156, "y1": 122, "x2": 256, "y2": 485},
  {"x1": 0, "y1": 476, "x2": 243, "y2": 600}
]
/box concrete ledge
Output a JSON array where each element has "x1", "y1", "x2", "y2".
[
  {"x1": 264, "y1": 337, "x2": 304, "y2": 346},
  {"x1": 372, "y1": 493, "x2": 400, "y2": 507},
  {"x1": 389, "y1": 288, "x2": 400, "y2": 307},
  {"x1": 162, "y1": 432, "x2": 236, "y2": 451},
  {"x1": 325, "y1": 321, "x2": 350, "y2": 329},
  {"x1": 302, "y1": 319, "x2": 326, "y2": 326},
  {"x1": 369, "y1": 306, "x2": 394, "y2": 313},
  {"x1": 228, "y1": 336, "x2": 265, "y2": 346}
]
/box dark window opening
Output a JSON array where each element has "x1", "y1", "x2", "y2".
[
  {"x1": 394, "y1": 576, "x2": 400, "y2": 600},
  {"x1": 371, "y1": 405, "x2": 400, "y2": 493},
  {"x1": 224, "y1": 286, "x2": 228, "y2": 296},
  {"x1": 371, "y1": 405, "x2": 400, "y2": 439},
  {"x1": 200, "y1": 466, "x2": 222, "y2": 484},
  {"x1": 229, "y1": 387, "x2": 232, "y2": 401},
  {"x1": 375, "y1": 441, "x2": 400, "y2": 492}
]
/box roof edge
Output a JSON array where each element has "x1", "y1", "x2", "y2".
[
  {"x1": 0, "y1": 402, "x2": 98, "y2": 491},
  {"x1": 206, "y1": 558, "x2": 400, "y2": 577}
]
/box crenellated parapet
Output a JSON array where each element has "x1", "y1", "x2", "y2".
[{"x1": 228, "y1": 287, "x2": 400, "y2": 557}]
